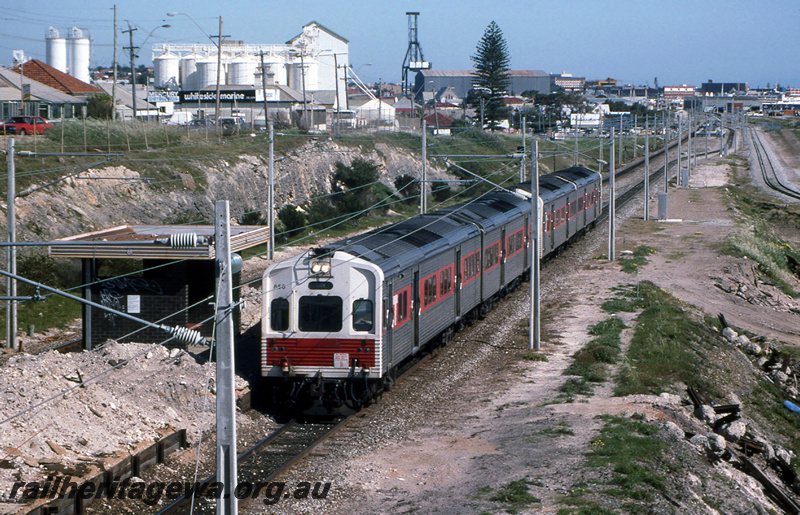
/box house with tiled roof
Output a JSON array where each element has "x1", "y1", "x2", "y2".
[
  {"x1": 0, "y1": 66, "x2": 87, "y2": 120},
  {"x1": 11, "y1": 59, "x2": 101, "y2": 97}
]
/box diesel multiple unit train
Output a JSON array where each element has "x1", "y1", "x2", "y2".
[{"x1": 262, "y1": 166, "x2": 602, "y2": 409}]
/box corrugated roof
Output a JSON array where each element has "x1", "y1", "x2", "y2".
[
  {"x1": 0, "y1": 67, "x2": 83, "y2": 104},
  {"x1": 49, "y1": 225, "x2": 270, "y2": 260},
  {"x1": 11, "y1": 59, "x2": 101, "y2": 95}
]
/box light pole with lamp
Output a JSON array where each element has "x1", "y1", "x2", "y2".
[{"x1": 123, "y1": 23, "x2": 170, "y2": 121}]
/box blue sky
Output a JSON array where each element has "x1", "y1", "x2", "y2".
[{"x1": 1, "y1": 1, "x2": 798, "y2": 88}]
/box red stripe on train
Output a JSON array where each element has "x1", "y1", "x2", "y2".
[{"x1": 266, "y1": 338, "x2": 377, "y2": 368}]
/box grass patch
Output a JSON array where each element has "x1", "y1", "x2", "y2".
[
  {"x1": 563, "y1": 316, "x2": 626, "y2": 388},
  {"x1": 601, "y1": 284, "x2": 647, "y2": 313},
  {"x1": 613, "y1": 281, "x2": 721, "y2": 397},
  {"x1": 585, "y1": 415, "x2": 667, "y2": 501},
  {"x1": 722, "y1": 161, "x2": 800, "y2": 296},
  {"x1": 520, "y1": 351, "x2": 548, "y2": 362},
  {"x1": 489, "y1": 477, "x2": 540, "y2": 513},
  {"x1": 724, "y1": 226, "x2": 799, "y2": 296},
  {"x1": 619, "y1": 245, "x2": 655, "y2": 274}
]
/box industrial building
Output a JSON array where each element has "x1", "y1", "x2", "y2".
[
  {"x1": 150, "y1": 21, "x2": 349, "y2": 115},
  {"x1": 414, "y1": 69, "x2": 552, "y2": 100}
]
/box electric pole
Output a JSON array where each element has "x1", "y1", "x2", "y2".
[
  {"x1": 211, "y1": 16, "x2": 229, "y2": 133},
  {"x1": 215, "y1": 200, "x2": 237, "y2": 515},
  {"x1": 6, "y1": 139, "x2": 16, "y2": 350},
  {"x1": 112, "y1": 5, "x2": 117, "y2": 120},
  {"x1": 122, "y1": 22, "x2": 138, "y2": 120}
]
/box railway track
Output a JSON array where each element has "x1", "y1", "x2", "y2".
[
  {"x1": 748, "y1": 126, "x2": 800, "y2": 201},
  {"x1": 156, "y1": 417, "x2": 345, "y2": 514}
]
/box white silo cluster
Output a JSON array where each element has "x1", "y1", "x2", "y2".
[
  {"x1": 45, "y1": 27, "x2": 91, "y2": 83},
  {"x1": 152, "y1": 43, "x2": 285, "y2": 91}
]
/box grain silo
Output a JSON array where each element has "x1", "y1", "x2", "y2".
[
  {"x1": 45, "y1": 27, "x2": 68, "y2": 73},
  {"x1": 195, "y1": 56, "x2": 219, "y2": 89},
  {"x1": 67, "y1": 27, "x2": 91, "y2": 83},
  {"x1": 228, "y1": 54, "x2": 256, "y2": 86},
  {"x1": 153, "y1": 51, "x2": 179, "y2": 88},
  {"x1": 180, "y1": 51, "x2": 199, "y2": 90}
]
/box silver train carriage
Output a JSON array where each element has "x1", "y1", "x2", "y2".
[{"x1": 261, "y1": 166, "x2": 601, "y2": 409}]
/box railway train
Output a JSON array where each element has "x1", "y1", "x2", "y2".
[{"x1": 261, "y1": 166, "x2": 602, "y2": 410}]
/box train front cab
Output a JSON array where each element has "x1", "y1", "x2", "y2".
[{"x1": 262, "y1": 249, "x2": 384, "y2": 407}]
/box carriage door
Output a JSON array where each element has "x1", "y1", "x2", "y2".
[
  {"x1": 384, "y1": 283, "x2": 393, "y2": 368},
  {"x1": 412, "y1": 270, "x2": 420, "y2": 353},
  {"x1": 500, "y1": 227, "x2": 506, "y2": 286},
  {"x1": 455, "y1": 249, "x2": 462, "y2": 318}
]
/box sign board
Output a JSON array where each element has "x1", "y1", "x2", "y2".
[
  {"x1": 333, "y1": 353, "x2": 349, "y2": 369},
  {"x1": 127, "y1": 295, "x2": 141, "y2": 314},
  {"x1": 178, "y1": 90, "x2": 258, "y2": 103},
  {"x1": 21, "y1": 84, "x2": 30, "y2": 101},
  {"x1": 148, "y1": 91, "x2": 180, "y2": 103},
  {"x1": 255, "y1": 89, "x2": 279, "y2": 102}
]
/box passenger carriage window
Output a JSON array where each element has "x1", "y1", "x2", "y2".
[
  {"x1": 352, "y1": 299, "x2": 374, "y2": 331},
  {"x1": 298, "y1": 296, "x2": 343, "y2": 332},
  {"x1": 463, "y1": 252, "x2": 480, "y2": 281},
  {"x1": 439, "y1": 266, "x2": 453, "y2": 296},
  {"x1": 270, "y1": 298, "x2": 289, "y2": 331},
  {"x1": 423, "y1": 276, "x2": 437, "y2": 306}
]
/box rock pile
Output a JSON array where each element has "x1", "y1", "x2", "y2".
[{"x1": 0, "y1": 342, "x2": 249, "y2": 506}]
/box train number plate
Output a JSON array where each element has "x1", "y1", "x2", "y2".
[{"x1": 333, "y1": 353, "x2": 349, "y2": 368}]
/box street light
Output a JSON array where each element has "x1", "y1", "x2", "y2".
[
  {"x1": 167, "y1": 12, "x2": 226, "y2": 128},
  {"x1": 123, "y1": 22, "x2": 170, "y2": 121}
]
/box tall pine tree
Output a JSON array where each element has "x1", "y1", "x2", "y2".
[{"x1": 471, "y1": 21, "x2": 511, "y2": 131}]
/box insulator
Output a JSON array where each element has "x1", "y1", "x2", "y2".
[
  {"x1": 168, "y1": 326, "x2": 207, "y2": 346},
  {"x1": 170, "y1": 233, "x2": 198, "y2": 248}
]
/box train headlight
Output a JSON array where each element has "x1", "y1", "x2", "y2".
[{"x1": 311, "y1": 261, "x2": 331, "y2": 275}]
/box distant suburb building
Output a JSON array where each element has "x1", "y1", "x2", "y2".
[
  {"x1": 551, "y1": 73, "x2": 586, "y2": 92},
  {"x1": 699, "y1": 80, "x2": 748, "y2": 96},
  {"x1": 664, "y1": 85, "x2": 696, "y2": 99},
  {"x1": 414, "y1": 69, "x2": 551, "y2": 100}
]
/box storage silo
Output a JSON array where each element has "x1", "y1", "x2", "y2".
[
  {"x1": 67, "y1": 27, "x2": 91, "y2": 83},
  {"x1": 180, "y1": 52, "x2": 199, "y2": 91},
  {"x1": 153, "y1": 51, "x2": 179, "y2": 88},
  {"x1": 195, "y1": 57, "x2": 219, "y2": 89},
  {"x1": 46, "y1": 27, "x2": 68, "y2": 73},
  {"x1": 228, "y1": 54, "x2": 256, "y2": 86}
]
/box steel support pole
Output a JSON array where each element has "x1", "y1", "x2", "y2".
[
  {"x1": 677, "y1": 118, "x2": 682, "y2": 187},
  {"x1": 268, "y1": 122, "x2": 274, "y2": 260},
  {"x1": 609, "y1": 128, "x2": 616, "y2": 261},
  {"x1": 664, "y1": 111, "x2": 669, "y2": 193},
  {"x1": 644, "y1": 117, "x2": 650, "y2": 221},
  {"x1": 6, "y1": 139, "x2": 16, "y2": 350},
  {"x1": 529, "y1": 141, "x2": 540, "y2": 351},
  {"x1": 421, "y1": 120, "x2": 427, "y2": 214},
  {"x1": 215, "y1": 200, "x2": 237, "y2": 515},
  {"x1": 520, "y1": 116, "x2": 526, "y2": 182}
]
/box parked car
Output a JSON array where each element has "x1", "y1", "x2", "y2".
[
  {"x1": 0, "y1": 116, "x2": 53, "y2": 135},
  {"x1": 217, "y1": 116, "x2": 250, "y2": 136}
]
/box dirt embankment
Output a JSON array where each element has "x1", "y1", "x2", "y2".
[{"x1": 0, "y1": 140, "x2": 450, "y2": 243}]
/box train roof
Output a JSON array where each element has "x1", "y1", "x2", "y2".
[{"x1": 316, "y1": 166, "x2": 599, "y2": 276}]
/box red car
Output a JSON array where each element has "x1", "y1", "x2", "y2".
[{"x1": 0, "y1": 116, "x2": 53, "y2": 135}]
